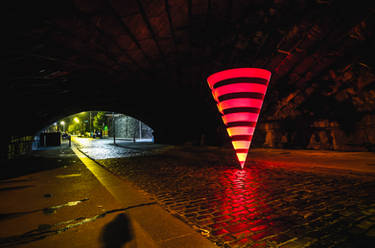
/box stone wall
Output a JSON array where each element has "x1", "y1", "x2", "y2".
[
  {"x1": 253, "y1": 63, "x2": 375, "y2": 151},
  {"x1": 254, "y1": 115, "x2": 375, "y2": 151},
  {"x1": 113, "y1": 115, "x2": 153, "y2": 140},
  {"x1": 8, "y1": 136, "x2": 34, "y2": 159}
]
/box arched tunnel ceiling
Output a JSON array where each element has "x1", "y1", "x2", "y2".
[{"x1": 4, "y1": 0, "x2": 375, "y2": 144}]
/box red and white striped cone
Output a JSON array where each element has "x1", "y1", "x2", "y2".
[{"x1": 207, "y1": 68, "x2": 271, "y2": 168}]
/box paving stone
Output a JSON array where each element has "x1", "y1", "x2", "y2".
[
  {"x1": 212, "y1": 228, "x2": 230, "y2": 236},
  {"x1": 251, "y1": 241, "x2": 270, "y2": 247},
  {"x1": 250, "y1": 224, "x2": 268, "y2": 233},
  {"x1": 366, "y1": 227, "x2": 375, "y2": 237},
  {"x1": 226, "y1": 223, "x2": 251, "y2": 233},
  {"x1": 250, "y1": 230, "x2": 274, "y2": 242},
  {"x1": 92, "y1": 146, "x2": 375, "y2": 248},
  {"x1": 209, "y1": 222, "x2": 228, "y2": 230},
  {"x1": 230, "y1": 237, "x2": 251, "y2": 248},
  {"x1": 356, "y1": 219, "x2": 375, "y2": 230},
  {"x1": 268, "y1": 233, "x2": 294, "y2": 246},
  {"x1": 280, "y1": 237, "x2": 316, "y2": 248},
  {"x1": 197, "y1": 219, "x2": 214, "y2": 226},
  {"x1": 221, "y1": 234, "x2": 236, "y2": 242},
  {"x1": 196, "y1": 214, "x2": 211, "y2": 220},
  {"x1": 214, "y1": 215, "x2": 233, "y2": 223},
  {"x1": 232, "y1": 229, "x2": 252, "y2": 240}
]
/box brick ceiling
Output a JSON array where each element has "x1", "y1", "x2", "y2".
[{"x1": 4, "y1": 0, "x2": 374, "y2": 142}]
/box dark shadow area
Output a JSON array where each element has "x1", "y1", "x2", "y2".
[
  {"x1": 0, "y1": 179, "x2": 30, "y2": 184},
  {"x1": 0, "y1": 198, "x2": 89, "y2": 222},
  {"x1": 0, "y1": 157, "x2": 63, "y2": 180},
  {"x1": 0, "y1": 209, "x2": 40, "y2": 221},
  {"x1": 0, "y1": 143, "x2": 73, "y2": 180},
  {"x1": 100, "y1": 213, "x2": 133, "y2": 248},
  {"x1": 0, "y1": 185, "x2": 34, "y2": 192}
]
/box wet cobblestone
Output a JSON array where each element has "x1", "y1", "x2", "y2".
[{"x1": 78, "y1": 141, "x2": 375, "y2": 248}]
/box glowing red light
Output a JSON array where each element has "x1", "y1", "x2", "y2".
[{"x1": 207, "y1": 68, "x2": 271, "y2": 168}]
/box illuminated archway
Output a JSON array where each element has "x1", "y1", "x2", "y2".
[{"x1": 34, "y1": 111, "x2": 154, "y2": 149}]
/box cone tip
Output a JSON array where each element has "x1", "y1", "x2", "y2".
[{"x1": 240, "y1": 161, "x2": 245, "y2": 169}]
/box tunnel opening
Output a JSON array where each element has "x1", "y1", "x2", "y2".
[{"x1": 33, "y1": 111, "x2": 154, "y2": 151}]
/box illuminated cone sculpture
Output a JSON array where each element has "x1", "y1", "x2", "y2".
[{"x1": 207, "y1": 68, "x2": 271, "y2": 168}]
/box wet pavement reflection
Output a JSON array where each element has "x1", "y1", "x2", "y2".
[
  {"x1": 0, "y1": 143, "x2": 135, "y2": 248},
  {"x1": 73, "y1": 139, "x2": 375, "y2": 247},
  {"x1": 72, "y1": 137, "x2": 156, "y2": 160}
]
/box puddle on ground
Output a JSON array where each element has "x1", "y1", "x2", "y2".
[
  {"x1": 0, "y1": 202, "x2": 156, "y2": 247},
  {"x1": 0, "y1": 210, "x2": 121, "y2": 246},
  {"x1": 0, "y1": 198, "x2": 89, "y2": 221},
  {"x1": 59, "y1": 154, "x2": 76, "y2": 157},
  {"x1": 0, "y1": 210, "x2": 40, "y2": 221},
  {"x1": 55, "y1": 174, "x2": 81, "y2": 178},
  {"x1": 0, "y1": 179, "x2": 31, "y2": 184},
  {"x1": 0, "y1": 185, "x2": 34, "y2": 192},
  {"x1": 43, "y1": 198, "x2": 89, "y2": 215}
]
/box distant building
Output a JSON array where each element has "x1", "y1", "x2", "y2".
[{"x1": 109, "y1": 115, "x2": 153, "y2": 141}]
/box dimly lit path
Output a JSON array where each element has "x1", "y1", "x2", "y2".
[
  {"x1": 0, "y1": 143, "x2": 126, "y2": 248},
  {"x1": 74, "y1": 138, "x2": 375, "y2": 248},
  {"x1": 2, "y1": 138, "x2": 374, "y2": 247},
  {"x1": 3, "y1": 0, "x2": 375, "y2": 246},
  {"x1": 72, "y1": 136, "x2": 161, "y2": 159},
  {"x1": 0, "y1": 140, "x2": 217, "y2": 248}
]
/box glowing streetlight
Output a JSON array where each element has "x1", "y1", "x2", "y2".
[
  {"x1": 60, "y1": 121, "x2": 65, "y2": 132},
  {"x1": 74, "y1": 117, "x2": 80, "y2": 123}
]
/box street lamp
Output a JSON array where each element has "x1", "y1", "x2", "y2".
[
  {"x1": 60, "y1": 121, "x2": 65, "y2": 132},
  {"x1": 73, "y1": 117, "x2": 81, "y2": 135}
]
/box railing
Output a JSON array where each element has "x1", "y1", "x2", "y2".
[{"x1": 8, "y1": 136, "x2": 34, "y2": 159}]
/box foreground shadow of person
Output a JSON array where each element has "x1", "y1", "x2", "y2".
[{"x1": 100, "y1": 213, "x2": 134, "y2": 248}]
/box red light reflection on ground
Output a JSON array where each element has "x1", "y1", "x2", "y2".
[{"x1": 213, "y1": 168, "x2": 277, "y2": 244}]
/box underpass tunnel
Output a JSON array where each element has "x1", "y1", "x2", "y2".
[
  {"x1": 2, "y1": 2, "x2": 375, "y2": 247},
  {"x1": 2, "y1": 60, "x2": 223, "y2": 159},
  {"x1": 2, "y1": 77, "x2": 220, "y2": 159},
  {"x1": 36, "y1": 111, "x2": 154, "y2": 144},
  {"x1": 3, "y1": 0, "x2": 375, "y2": 159},
  {"x1": 31, "y1": 111, "x2": 156, "y2": 153}
]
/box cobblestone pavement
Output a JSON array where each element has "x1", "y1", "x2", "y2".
[{"x1": 75, "y1": 139, "x2": 375, "y2": 248}]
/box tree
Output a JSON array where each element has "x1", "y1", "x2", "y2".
[
  {"x1": 93, "y1": 111, "x2": 106, "y2": 131},
  {"x1": 68, "y1": 122, "x2": 81, "y2": 134}
]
